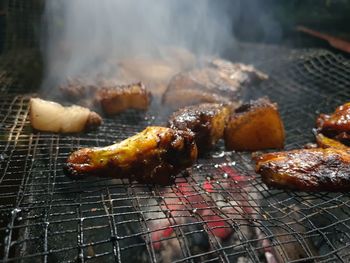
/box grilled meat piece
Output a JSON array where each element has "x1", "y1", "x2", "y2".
[
  {"x1": 255, "y1": 148, "x2": 350, "y2": 191},
  {"x1": 64, "y1": 126, "x2": 197, "y2": 185},
  {"x1": 224, "y1": 97, "x2": 285, "y2": 151},
  {"x1": 316, "y1": 133, "x2": 350, "y2": 151},
  {"x1": 168, "y1": 103, "x2": 231, "y2": 153},
  {"x1": 317, "y1": 102, "x2": 350, "y2": 145},
  {"x1": 59, "y1": 78, "x2": 98, "y2": 100},
  {"x1": 95, "y1": 82, "x2": 151, "y2": 115},
  {"x1": 60, "y1": 80, "x2": 151, "y2": 115},
  {"x1": 30, "y1": 98, "x2": 102, "y2": 133},
  {"x1": 162, "y1": 59, "x2": 267, "y2": 109}
]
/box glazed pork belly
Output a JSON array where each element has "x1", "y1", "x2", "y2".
[
  {"x1": 224, "y1": 97, "x2": 285, "y2": 151},
  {"x1": 317, "y1": 102, "x2": 350, "y2": 145},
  {"x1": 60, "y1": 80, "x2": 151, "y2": 115},
  {"x1": 95, "y1": 82, "x2": 151, "y2": 115}
]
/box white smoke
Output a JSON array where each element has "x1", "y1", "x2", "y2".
[{"x1": 41, "y1": 0, "x2": 235, "y2": 88}]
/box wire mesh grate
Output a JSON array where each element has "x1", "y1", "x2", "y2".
[{"x1": 1, "y1": 48, "x2": 350, "y2": 263}]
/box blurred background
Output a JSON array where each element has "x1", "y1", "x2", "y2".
[{"x1": 0, "y1": 0, "x2": 349, "y2": 91}]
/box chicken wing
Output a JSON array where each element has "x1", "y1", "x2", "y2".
[
  {"x1": 64, "y1": 126, "x2": 197, "y2": 185},
  {"x1": 168, "y1": 103, "x2": 231, "y2": 153},
  {"x1": 255, "y1": 148, "x2": 350, "y2": 191}
]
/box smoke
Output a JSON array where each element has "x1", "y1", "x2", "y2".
[{"x1": 41, "y1": 0, "x2": 235, "y2": 88}]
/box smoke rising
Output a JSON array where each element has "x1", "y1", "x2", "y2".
[{"x1": 41, "y1": 0, "x2": 235, "y2": 88}]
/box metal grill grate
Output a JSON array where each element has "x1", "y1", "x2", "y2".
[{"x1": 1, "y1": 48, "x2": 350, "y2": 263}]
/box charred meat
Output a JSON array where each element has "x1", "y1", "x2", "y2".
[
  {"x1": 317, "y1": 102, "x2": 350, "y2": 144},
  {"x1": 95, "y1": 82, "x2": 151, "y2": 115},
  {"x1": 64, "y1": 126, "x2": 197, "y2": 185},
  {"x1": 224, "y1": 97, "x2": 285, "y2": 151},
  {"x1": 162, "y1": 59, "x2": 267, "y2": 109},
  {"x1": 168, "y1": 103, "x2": 231, "y2": 153},
  {"x1": 255, "y1": 148, "x2": 350, "y2": 191},
  {"x1": 30, "y1": 98, "x2": 102, "y2": 133}
]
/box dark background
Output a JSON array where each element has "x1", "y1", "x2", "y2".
[{"x1": 1, "y1": 0, "x2": 350, "y2": 54}]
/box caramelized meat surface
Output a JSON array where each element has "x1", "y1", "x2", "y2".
[
  {"x1": 317, "y1": 102, "x2": 350, "y2": 144},
  {"x1": 224, "y1": 98, "x2": 285, "y2": 151},
  {"x1": 255, "y1": 148, "x2": 350, "y2": 191},
  {"x1": 95, "y1": 82, "x2": 151, "y2": 115},
  {"x1": 64, "y1": 127, "x2": 198, "y2": 185},
  {"x1": 316, "y1": 133, "x2": 350, "y2": 151},
  {"x1": 168, "y1": 103, "x2": 231, "y2": 153},
  {"x1": 162, "y1": 59, "x2": 267, "y2": 109},
  {"x1": 60, "y1": 80, "x2": 151, "y2": 115}
]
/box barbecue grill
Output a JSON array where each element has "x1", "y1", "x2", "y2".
[{"x1": 1, "y1": 1, "x2": 350, "y2": 262}]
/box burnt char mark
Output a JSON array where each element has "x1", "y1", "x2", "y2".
[
  {"x1": 168, "y1": 103, "x2": 230, "y2": 153},
  {"x1": 64, "y1": 127, "x2": 197, "y2": 185},
  {"x1": 63, "y1": 163, "x2": 86, "y2": 179},
  {"x1": 234, "y1": 97, "x2": 273, "y2": 114}
]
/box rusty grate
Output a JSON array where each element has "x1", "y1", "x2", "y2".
[{"x1": 1, "y1": 48, "x2": 350, "y2": 262}]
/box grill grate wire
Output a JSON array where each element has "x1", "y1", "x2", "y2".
[{"x1": 1, "y1": 48, "x2": 350, "y2": 262}]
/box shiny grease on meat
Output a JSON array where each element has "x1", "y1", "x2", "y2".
[
  {"x1": 168, "y1": 103, "x2": 232, "y2": 153},
  {"x1": 316, "y1": 133, "x2": 350, "y2": 151},
  {"x1": 162, "y1": 59, "x2": 267, "y2": 109},
  {"x1": 64, "y1": 126, "x2": 197, "y2": 185},
  {"x1": 60, "y1": 80, "x2": 151, "y2": 115},
  {"x1": 225, "y1": 97, "x2": 285, "y2": 151},
  {"x1": 95, "y1": 82, "x2": 151, "y2": 115},
  {"x1": 317, "y1": 102, "x2": 350, "y2": 144},
  {"x1": 255, "y1": 148, "x2": 350, "y2": 191}
]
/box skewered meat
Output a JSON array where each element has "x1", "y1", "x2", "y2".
[
  {"x1": 60, "y1": 80, "x2": 151, "y2": 115},
  {"x1": 224, "y1": 97, "x2": 285, "y2": 151},
  {"x1": 255, "y1": 148, "x2": 350, "y2": 191},
  {"x1": 162, "y1": 59, "x2": 267, "y2": 109},
  {"x1": 317, "y1": 102, "x2": 350, "y2": 145},
  {"x1": 29, "y1": 98, "x2": 102, "y2": 133},
  {"x1": 64, "y1": 126, "x2": 197, "y2": 185},
  {"x1": 95, "y1": 82, "x2": 151, "y2": 115},
  {"x1": 168, "y1": 103, "x2": 231, "y2": 153}
]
